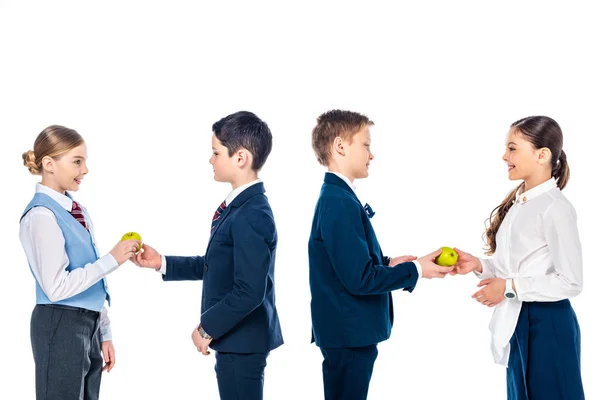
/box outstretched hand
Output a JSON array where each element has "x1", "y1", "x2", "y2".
[
  {"x1": 451, "y1": 248, "x2": 483, "y2": 275},
  {"x1": 418, "y1": 248, "x2": 453, "y2": 279},
  {"x1": 388, "y1": 255, "x2": 418, "y2": 266},
  {"x1": 130, "y1": 244, "x2": 162, "y2": 271}
]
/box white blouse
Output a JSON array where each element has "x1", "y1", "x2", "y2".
[{"x1": 477, "y1": 177, "x2": 583, "y2": 365}]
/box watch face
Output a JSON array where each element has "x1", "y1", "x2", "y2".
[{"x1": 505, "y1": 292, "x2": 516, "y2": 299}]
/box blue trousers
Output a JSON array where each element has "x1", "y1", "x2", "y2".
[
  {"x1": 507, "y1": 299, "x2": 584, "y2": 400},
  {"x1": 214, "y1": 351, "x2": 269, "y2": 400},
  {"x1": 320, "y1": 345, "x2": 379, "y2": 400}
]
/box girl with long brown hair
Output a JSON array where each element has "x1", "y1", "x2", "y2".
[{"x1": 453, "y1": 116, "x2": 584, "y2": 399}]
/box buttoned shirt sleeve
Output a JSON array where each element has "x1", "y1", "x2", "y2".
[{"x1": 514, "y1": 199, "x2": 583, "y2": 301}]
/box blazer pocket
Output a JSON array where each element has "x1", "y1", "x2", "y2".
[{"x1": 211, "y1": 233, "x2": 231, "y2": 245}]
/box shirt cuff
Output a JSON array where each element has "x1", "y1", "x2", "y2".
[
  {"x1": 475, "y1": 258, "x2": 496, "y2": 280},
  {"x1": 159, "y1": 255, "x2": 167, "y2": 275},
  {"x1": 513, "y1": 278, "x2": 527, "y2": 301},
  {"x1": 412, "y1": 260, "x2": 422, "y2": 278},
  {"x1": 98, "y1": 253, "x2": 119, "y2": 274},
  {"x1": 99, "y1": 308, "x2": 112, "y2": 342}
]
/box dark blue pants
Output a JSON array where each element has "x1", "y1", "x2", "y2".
[
  {"x1": 320, "y1": 345, "x2": 378, "y2": 400},
  {"x1": 507, "y1": 300, "x2": 585, "y2": 400},
  {"x1": 31, "y1": 304, "x2": 102, "y2": 400},
  {"x1": 215, "y1": 351, "x2": 269, "y2": 400}
]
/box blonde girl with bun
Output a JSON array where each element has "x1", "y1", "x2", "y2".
[{"x1": 20, "y1": 125, "x2": 140, "y2": 400}]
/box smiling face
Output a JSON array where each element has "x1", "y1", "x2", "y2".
[
  {"x1": 503, "y1": 127, "x2": 550, "y2": 183},
  {"x1": 342, "y1": 125, "x2": 374, "y2": 180},
  {"x1": 41, "y1": 143, "x2": 89, "y2": 194}
]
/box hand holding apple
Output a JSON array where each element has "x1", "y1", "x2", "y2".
[
  {"x1": 418, "y1": 248, "x2": 452, "y2": 279},
  {"x1": 452, "y1": 248, "x2": 483, "y2": 275},
  {"x1": 121, "y1": 232, "x2": 143, "y2": 252},
  {"x1": 132, "y1": 243, "x2": 163, "y2": 271},
  {"x1": 109, "y1": 239, "x2": 141, "y2": 265},
  {"x1": 434, "y1": 246, "x2": 458, "y2": 267}
]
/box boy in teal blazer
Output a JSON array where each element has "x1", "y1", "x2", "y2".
[{"x1": 308, "y1": 110, "x2": 449, "y2": 400}]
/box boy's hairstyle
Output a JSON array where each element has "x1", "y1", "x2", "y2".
[
  {"x1": 22, "y1": 125, "x2": 84, "y2": 175},
  {"x1": 212, "y1": 111, "x2": 273, "y2": 171},
  {"x1": 484, "y1": 116, "x2": 570, "y2": 255},
  {"x1": 312, "y1": 109, "x2": 374, "y2": 166}
]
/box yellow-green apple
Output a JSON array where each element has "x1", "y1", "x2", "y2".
[
  {"x1": 121, "y1": 232, "x2": 142, "y2": 252},
  {"x1": 435, "y1": 246, "x2": 458, "y2": 267}
]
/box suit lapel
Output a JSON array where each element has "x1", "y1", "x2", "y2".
[
  {"x1": 206, "y1": 205, "x2": 233, "y2": 248},
  {"x1": 324, "y1": 173, "x2": 373, "y2": 219},
  {"x1": 323, "y1": 173, "x2": 357, "y2": 200},
  {"x1": 205, "y1": 182, "x2": 266, "y2": 251},
  {"x1": 324, "y1": 173, "x2": 384, "y2": 264}
]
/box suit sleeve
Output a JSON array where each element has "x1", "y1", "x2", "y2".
[
  {"x1": 163, "y1": 256, "x2": 205, "y2": 281},
  {"x1": 321, "y1": 199, "x2": 418, "y2": 295},
  {"x1": 200, "y1": 211, "x2": 274, "y2": 340}
]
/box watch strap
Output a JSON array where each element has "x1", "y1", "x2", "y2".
[{"x1": 198, "y1": 325, "x2": 212, "y2": 340}]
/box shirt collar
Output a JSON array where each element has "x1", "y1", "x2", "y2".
[
  {"x1": 225, "y1": 179, "x2": 262, "y2": 206},
  {"x1": 327, "y1": 172, "x2": 364, "y2": 205},
  {"x1": 327, "y1": 172, "x2": 357, "y2": 192},
  {"x1": 516, "y1": 177, "x2": 557, "y2": 204},
  {"x1": 35, "y1": 183, "x2": 74, "y2": 211}
]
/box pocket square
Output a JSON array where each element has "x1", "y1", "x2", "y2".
[{"x1": 364, "y1": 203, "x2": 376, "y2": 219}]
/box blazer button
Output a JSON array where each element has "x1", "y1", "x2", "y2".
[{"x1": 204, "y1": 264, "x2": 208, "y2": 272}]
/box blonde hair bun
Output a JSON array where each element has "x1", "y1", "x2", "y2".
[{"x1": 22, "y1": 150, "x2": 40, "y2": 175}]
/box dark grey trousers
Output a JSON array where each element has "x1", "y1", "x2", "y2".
[{"x1": 31, "y1": 304, "x2": 103, "y2": 400}]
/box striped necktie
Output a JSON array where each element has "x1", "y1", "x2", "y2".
[
  {"x1": 71, "y1": 201, "x2": 89, "y2": 232},
  {"x1": 211, "y1": 200, "x2": 227, "y2": 234}
]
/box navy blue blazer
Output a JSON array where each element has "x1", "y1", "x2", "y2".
[
  {"x1": 308, "y1": 173, "x2": 419, "y2": 348},
  {"x1": 164, "y1": 182, "x2": 283, "y2": 354}
]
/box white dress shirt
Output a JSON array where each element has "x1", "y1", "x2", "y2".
[
  {"x1": 159, "y1": 179, "x2": 262, "y2": 274},
  {"x1": 477, "y1": 177, "x2": 583, "y2": 365},
  {"x1": 19, "y1": 183, "x2": 118, "y2": 341},
  {"x1": 327, "y1": 172, "x2": 422, "y2": 277}
]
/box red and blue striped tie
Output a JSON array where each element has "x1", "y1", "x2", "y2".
[
  {"x1": 71, "y1": 201, "x2": 89, "y2": 232},
  {"x1": 211, "y1": 200, "x2": 227, "y2": 234}
]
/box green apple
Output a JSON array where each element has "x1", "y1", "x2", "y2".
[
  {"x1": 121, "y1": 231, "x2": 143, "y2": 252},
  {"x1": 435, "y1": 246, "x2": 457, "y2": 267}
]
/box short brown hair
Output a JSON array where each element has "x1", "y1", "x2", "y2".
[
  {"x1": 22, "y1": 125, "x2": 84, "y2": 175},
  {"x1": 311, "y1": 110, "x2": 374, "y2": 166}
]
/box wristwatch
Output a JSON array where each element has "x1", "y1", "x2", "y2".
[
  {"x1": 504, "y1": 278, "x2": 516, "y2": 299},
  {"x1": 197, "y1": 325, "x2": 212, "y2": 340}
]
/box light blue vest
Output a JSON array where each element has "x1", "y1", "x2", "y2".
[{"x1": 21, "y1": 193, "x2": 109, "y2": 312}]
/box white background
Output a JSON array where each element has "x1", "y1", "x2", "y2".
[{"x1": 1, "y1": 1, "x2": 598, "y2": 399}]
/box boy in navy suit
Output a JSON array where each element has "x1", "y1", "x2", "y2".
[
  {"x1": 309, "y1": 110, "x2": 450, "y2": 400},
  {"x1": 134, "y1": 111, "x2": 283, "y2": 400}
]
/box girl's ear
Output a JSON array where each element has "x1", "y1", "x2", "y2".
[
  {"x1": 42, "y1": 156, "x2": 54, "y2": 173},
  {"x1": 537, "y1": 147, "x2": 552, "y2": 165}
]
